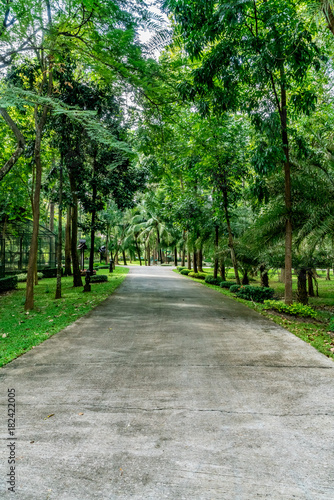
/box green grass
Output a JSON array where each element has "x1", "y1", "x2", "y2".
[
  {"x1": 0, "y1": 267, "x2": 129, "y2": 367},
  {"x1": 174, "y1": 268, "x2": 334, "y2": 362}
]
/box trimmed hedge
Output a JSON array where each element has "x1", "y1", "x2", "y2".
[
  {"x1": 180, "y1": 269, "x2": 192, "y2": 275},
  {"x1": 0, "y1": 276, "x2": 18, "y2": 293},
  {"x1": 177, "y1": 266, "x2": 187, "y2": 271},
  {"x1": 98, "y1": 265, "x2": 109, "y2": 269},
  {"x1": 189, "y1": 272, "x2": 206, "y2": 280},
  {"x1": 205, "y1": 275, "x2": 223, "y2": 286},
  {"x1": 90, "y1": 274, "x2": 108, "y2": 283},
  {"x1": 220, "y1": 281, "x2": 236, "y2": 289},
  {"x1": 42, "y1": 268, "x2": 59, "y2": 278},
  {"x1": 235, "y1": 285, "x2": 275, "y2": 303},
  {"x1": 229, "y1": 284, "x2": 241, "y2": 293}
]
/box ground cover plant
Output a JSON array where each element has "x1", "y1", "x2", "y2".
[{"x1": 0, "y1": 267, "x2": 129, "y2": 367}]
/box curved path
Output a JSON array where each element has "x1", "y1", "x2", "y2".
[{"x1": 1, "y1": 266, "x2": 334, "y2": 499}]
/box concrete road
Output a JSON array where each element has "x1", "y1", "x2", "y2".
[{"x1": 1, "y1": 266, "x2": 334, "y2": 499}]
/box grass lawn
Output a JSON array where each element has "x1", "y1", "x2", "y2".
[
  {"x1": 0, "y1": 266, "x2": 129, "y2": 367},
  {"x1": 174, "y1": 268, "x2": 334, "y2": 362}
]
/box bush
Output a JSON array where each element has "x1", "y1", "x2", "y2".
[
  {"x1": 16, "y1": 272, "x2": 44, "y2": 282},
  {"x1": 229, "y1": 284, "x2": 241, "y2": 293},
  {"x1": 98, "y1": 265, "x2": 109, "y2": 269},
  {"x1": 189, "y1": 272, "x2": 206, "y2": 280},
  {"x1": 42, "y1": 268, "x2": 59, "y2": 278},
  {"x1": 177, "y1": 266, "x2": 187, "y2": 272},
  {"x1": 220, "y1": 281, "x2": 236, "y2": 289},
  {"x1": 180, "y1": 269, "x2": 192, "y2": 275},
  {"x1": 263, "y1": 300, "x2": 317, "y2": 318},
  {"x1": 329, "y1": 316, "x2": 334, "y2": 332},
  {"x1": 90, "y1": 274, "x2": 108, "y2": 283},
  {"x1": 205, "y1": 275, "x2": 223, "y2": 286},
  {"x1": 0, "y1": 276, "x2": 18, "y2": 293},
  {"x1": 235, "y1": 285, "x2": 275, "y2": 303}
]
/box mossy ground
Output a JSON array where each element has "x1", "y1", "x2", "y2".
[{"x1": 0, "y1": 267, "x2": 129, "y2": 367}]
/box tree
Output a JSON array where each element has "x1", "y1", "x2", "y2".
[{"x1": 164, "y1": 0, "x2": 326, "y2": 303}]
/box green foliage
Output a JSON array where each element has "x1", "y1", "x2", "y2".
[
  {"x1": 235, "y1": 286, "x2": 275, "y2": 303},
  {"x1": 90, "y1": 274, "x2": 108, "y2": 283},
  {"x1": 98, "y1": 265, "x2": 109, "y2": 269},
  {"x1": 220, "y1": 281, "x2": 236, "y2": 289},
  {"x1": 180, "y1": 268, "x2": 192, "y2": 275},
  {"x1": 42, "y1": 268, "x2": 59, "y2": 278},
  {"x1": 0, "y1": 276, "x2": 18, "y2": 292},
  {"x1": 188, "y1": 271, "x2": 206, "y2": 280},
  {"x1": 264, "y1": 300, "x2": 317, "y2": 318},
  {"x1": 205, "y1": 275, "x2": 222, "y2": 286},
  {"x1": 329, "y1": 316, "x2": 334, "y2": 332},
  {"x1": 177, "y1": 266, "x2": 187, "y2": 271},
  {"x1": 229, "y1": 284, "x2": 241, "y2": 293},
  {"x1": 16, "y1": 272, "x2": 43, "y2": 282}
]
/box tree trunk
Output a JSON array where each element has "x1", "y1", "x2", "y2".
[
  {"x1": 326, "y1": 268, "x2": 331, "y2": 280},
  {"x1": 24, "y1": 59, "x2": 52, "y2": 309},
  {"x1": 68, "y1": 171, "x2": 82, "y2": 287},
  {"x1": 214, "y1": 225, "x2": 219, "y2": 279},
  {"x1": 279, "y1": 66, "x2": 293, "y2": 305},
  {"x1": 297, "y1": 268, "x2": 308, "y2": 305},
  {"x1": 25, "y1": 115, "x2": 43, "y2": 309},
  {"x1": 260, "y1": 264, "x2": 269, "y2": 287},
  {"x1": 105, "y1": 225, "x2": 109, "y2": 264},
  {"x1": 147, "y1": 243, "x2": 150, "y2": 266},
  {"x1": 323, "y1": 4, "x2": 334, "y2": 36},
  {"x1": 55, "y1": 162, "x2": 63, "y2": 299},
  {"x1": 136, "y1": 240, "x2": 142, "y2": 266},
  {"x1": 64, "y1": 206, "x2": 72, "y2": 276},
  {"x1": 174, "y1": 246, "x2": 177, "y2": 266},
  {"x1": 88, "y1": 161, "x2": 97, "y2": 277},
  {"x1": 122, "y1": 250, "x2": 127, "y2": 266},
  {"x1": 187, "y1": 251, "x2": 191, "y2": 270},
  {"x1": 181, "y1": 246, "x2": 185, "y2": 267},
  {"x1": 223, "y1": 186, "x2": 240, "y2": 285},
  {"x1": 193, "y1": 251, "x2": 198, "y2": 273},
  {"x1": 279, "y1": 268, "x2": 284, "y2": 283},
  {"x1": 198, "y1": 247, "x2": 203, "y2": 272},
  {"x1": 307, "y1": 270, "x2": 315, "y2": 297},
  {"x1": 219, "y1": 258, "x2": 226, "y2": 281},
  {"x1": 242, "y1": 270, "x2": 249, "y2": 285}
]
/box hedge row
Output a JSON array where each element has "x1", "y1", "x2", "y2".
[
  {"x1": 0, "y1": 276, "x2": 18, "y2": 293},
  {"x1": 90, "y1": 274, "x2": 108, "y2": 283}
]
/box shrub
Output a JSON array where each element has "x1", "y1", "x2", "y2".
[
  {"x1": 205, "y1": 275, "x2": 223, "y2": 286},
  {"x1": 0, "y1": 276, "x2": 18, "y2": 293},
  {"x1": 329, "y1": 316, "x2": 334, "y2": 332},
  {"x1": 263, "y1": 300, "x2": 317, "y2": 318},
  {"x1": 235, "y1": 285, "x2": 275, "y2": 303},
  {"x1": 180, "y1": 269, "x2": 192, "y2": 275},
  {"x1": 219, "y1": 281, "x2": 236, "y2": 289},
  {"x1": 229, "y1": 284, "x2": 241, "y2": 293},
  {"x1": 98, "y1": 265, "x2": 109, "y2": 269},
  {"x1": 177, "y1": 266, "x2": 186, "y2": 272},
  {"x1": 42, "y1": 268, "x2": 58, "y2": 278},
  {"x1": 90, "y1": 274, "x2": 108, "y2": 283},
  {"x1": 189, "y1": 272, "x2": 206, "y2": 280},
  {"x1": 16, "y1": 272, "x2": 44, "y2": 282}
]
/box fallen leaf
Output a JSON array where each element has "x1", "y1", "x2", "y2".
[
  {"x1": 78, "y1": 412, "x2": 84, "y2": 415},
  {"x1": 2, "y1": 333, "x2": 7, "y2": 338},
  {"x1": 44, "y1": 414, "x2": 55, "y2": 419},
  {"x1": 30, "y1": 441, "x2": 34, "y2": 444}
]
